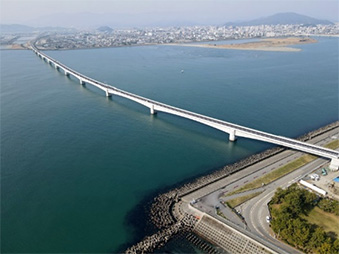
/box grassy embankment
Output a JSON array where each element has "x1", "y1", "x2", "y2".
[
  {"x1": 226, "y1": 191, "x2": 263, "y2": 208},
  {"x1": 326, "y1": 139, "x2": 339, "y2": 150},
  {"x1": 226, "y1": 139, "x2": 339, "y2": 196}
]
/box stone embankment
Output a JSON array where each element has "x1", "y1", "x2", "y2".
[
  {"x1": 125, "y1": 121, "x2": 338, "y2": 253},
  {"x1": 125, "y1": 214, "x2": 197, "y2": 254}
]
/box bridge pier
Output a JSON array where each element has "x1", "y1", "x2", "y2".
[
  {"x1": 79, "y1": 78, "x2": 85, "y2": 85},
  {"x1": 229, "y1": 129, "x2": 237, "y2": 141},
  {"x1": 105, "y1": 89, "x2": 111, "y2": 97},
  {"x1": 30, "y1": 46, "x2": 339, "y2": 167},
  {"x1": 329, "y1": 158, "x2": 339, "y2": 171},
  {"x1": 150, "y1": 104, "x2": 157, "y2": 115}
]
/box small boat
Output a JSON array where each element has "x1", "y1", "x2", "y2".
[{"x1": 181, "y1": 69, "x2": 184, "y2": 73}]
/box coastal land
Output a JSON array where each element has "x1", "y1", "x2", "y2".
[
  {"x1": 126, "y1": 121, "x2": 339, "y2": 253},
  {"x1": 174, "y1": 37, "x2": 317, "y2": 52}
]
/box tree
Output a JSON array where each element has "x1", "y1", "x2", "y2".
[
  {"x1": 308, "y1": 227, "x2": 326, "y2": 249},
  {"x1": 316, "y1": 238, "x2": 333, "y2": 254},
  {"x1": 279, "y1": 220, "x2": 295, "y2": 245},
  {"x1": 318, "y1": 198, "x2": 339, "y2": 215},
  {"x1": 271, "y1": 187, "x2": 285, "y2": 204},
  {"x1": 304, "y1": 190, "x2": 317, "y2": 206},
  {"x1": 333, "y1": 239, "x2": 339, "y2": 253},
  {"x1": 284, "y1": 191, "x2": 304, "y2": 216},
  {"x1": 291, "y1": 218, "x2": 311, "y2": 248},
  {"x1": 270, "y1": 204, "x2": 293, "y2": 234},
  {"x1": 269, "y1": 185, "x2": 338, "y2": 253}
]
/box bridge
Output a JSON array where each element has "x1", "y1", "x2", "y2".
[{"x1": 31, "y1": 45, "x2": 339, "y2": 170}]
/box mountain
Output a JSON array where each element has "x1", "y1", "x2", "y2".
[
  {"x1": 225, "y1": 12, "x2": 334, "y2": 26},
  {"x1": 0, "y1": 24, "x2": 77, "y2": 34},
  {"x1": 0, "y1": 24, "x2": 36, "y2": 33},
  {"x1": 97, "y1": 26, "x2": 113, "y2": 33}
]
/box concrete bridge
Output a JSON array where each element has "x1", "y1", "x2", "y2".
[{"x1": 31, "y1": 45, "x2": 339, "y2": 170}]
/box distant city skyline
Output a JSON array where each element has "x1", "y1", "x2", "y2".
[{"x1": 1, "y1": 0, "x2": 338, "y2": 28}]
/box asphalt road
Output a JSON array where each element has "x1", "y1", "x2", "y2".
[{"x1": 191, "y1": 127, "x2": 338, "y2": 254}]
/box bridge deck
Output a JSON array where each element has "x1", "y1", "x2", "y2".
[{"x1": 31, "y1": 46, "x2": 339, "y2": 166}]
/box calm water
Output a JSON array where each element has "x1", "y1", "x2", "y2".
[{"x1": 1, "y1": 37, "x2": 338, "y2": 253}]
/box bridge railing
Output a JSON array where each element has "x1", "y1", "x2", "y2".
[{"x1": 31, "y1": 45, "x2": 339, "y2": 160}]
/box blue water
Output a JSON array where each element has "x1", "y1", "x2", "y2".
[{"x1": 1, "y1": 37, "x2": 338, "y2": 253}]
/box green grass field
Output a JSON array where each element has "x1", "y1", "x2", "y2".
[
  {"x1": 325, "y1": 139, "x2": 339, "y2": 150},
  {"x1": 302, "y1": 207, "x2": 339, "y2": 238}
]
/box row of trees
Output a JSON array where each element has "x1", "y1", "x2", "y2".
[
  {"x1": 318, "y1": 198, "x2": 339, "y2": 216},
  {"x1": 269, "y1": 184, "x2": 339, "y2": 253}
]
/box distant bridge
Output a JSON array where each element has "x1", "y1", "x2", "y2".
[{"x1": 31, "y1": 45, "x2": 339, "y2": 170}]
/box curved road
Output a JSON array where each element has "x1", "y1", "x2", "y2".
[{"x1": 195, "y1": 127, "x2": 338, "y2": 254}]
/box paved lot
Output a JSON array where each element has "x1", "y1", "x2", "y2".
[{"x1": 302, "y1": 165, "x2": 339, "y2": 200}]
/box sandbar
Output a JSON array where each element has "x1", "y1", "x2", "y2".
[{"x1": 172, "y1": 37, "x2": 317, "y2": 52}]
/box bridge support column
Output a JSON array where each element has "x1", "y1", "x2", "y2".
[
  {"x1": 105, "y1": 89, "x2": 111, "y2": 97},
  {"x1": 55, "y1": 65, "x2": 59, "y2": 70},
  {"x1": 229, "y1": 129, "x2": 236, "y2": 142},
  {"x1": 79, "y1": 79, "x2": 85, "y2": 85},
  {"x1": 64, "y1": 71, "x2": 69, "y2": 76},
  {"x1": 150, "y1": 104, "x2": 157, "y2": 115},
  {"x1": 329, "y1": 158, "x2": 339, "y2": 171}
]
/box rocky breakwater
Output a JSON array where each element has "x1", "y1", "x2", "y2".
[
  {"x1": 150, "y1": 191, "x2": 179, "y2": 229},
  {"x1": 125, "y1": 214, "x2": 197, "y2": 254},
  {"x1": 125, "y1": 121, "x2": 338, "y2": 253}
]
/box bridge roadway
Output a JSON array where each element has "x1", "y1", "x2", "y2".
[{"x1": 31, "y1": 45, "x2": 339, "y2": 170}]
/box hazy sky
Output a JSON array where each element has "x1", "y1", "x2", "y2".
[{"x1": 1, "y1": 0, "x2": 338, "y2": 27}]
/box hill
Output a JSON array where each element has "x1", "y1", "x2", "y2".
[
  {"x1": 0, "y1": 24, "x2": 76, "y2": 34},
  {"x1": 0, "y1": 24, "x2": 36, "y2": 33},
  {"x1": 97, "y1": 26, "x2": 113, "y2": 33},
  {"x1": 226, "y1": 12, "x2": 333, "y2": 26}
]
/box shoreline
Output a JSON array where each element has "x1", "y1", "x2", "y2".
[
  {"x1": 4, "y1": 35, "x2": 336, "y2": 52},
  {"x1": 169, "y1": 43, "x2": 302, "y2": 52},
  {"x1": 170, "y1": 37, "x2": 317, "y2": 52},
  {"x1": 125, "y1": 120, "x2": 339, "y2": 253}
]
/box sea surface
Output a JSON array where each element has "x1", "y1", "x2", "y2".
[{"x1": 1, "y1": 37, "x2": 338, "y2": 253}]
